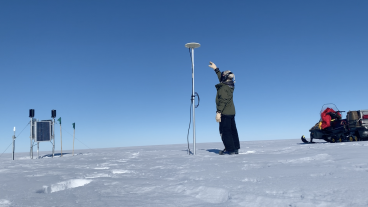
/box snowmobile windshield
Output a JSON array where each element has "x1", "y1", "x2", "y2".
[
  {"x1": 320, "y1": 103, "x2": 339, "y2": 116},
  {"x1": 319, "y1": 103, "x2": 344, "y2": 122}
]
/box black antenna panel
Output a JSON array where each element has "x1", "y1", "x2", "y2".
[
  {"x1": 29, "y1": 109, "x2": 35, "y2": 118},
  {"x1": 51, "y1": 110, "x2": 56, "y2": 118}
]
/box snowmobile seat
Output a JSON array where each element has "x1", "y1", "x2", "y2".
[
  {"x1": 331, "y1": 119, "x2": 346, "y2": 129},
  {"x1": 322, "y1": 120, "x2": 346, "y2": 135}
]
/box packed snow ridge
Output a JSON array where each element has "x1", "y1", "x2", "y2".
[
  {"x1": 1, "y1": 139, "x2": 368, "y2": 206},
  {"x1": 41, "y1": 179, "x2": 92, "y2": 193}
]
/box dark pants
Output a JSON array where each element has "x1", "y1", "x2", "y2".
[{"x1": 219, "y1": 115, "x2": 240, "y2": 151}]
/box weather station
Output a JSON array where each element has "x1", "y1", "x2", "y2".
[{"x1": 29, "y1": 109, "x2": 57, "y2": 159}]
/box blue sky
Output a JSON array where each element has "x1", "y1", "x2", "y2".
[{"x1": 1, "y1": 0, "x2": 367, "y2": 154}]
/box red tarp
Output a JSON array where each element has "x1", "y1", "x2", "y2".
[{"x1": 321, "y1": 108, "x2": 341, "y2": 129}]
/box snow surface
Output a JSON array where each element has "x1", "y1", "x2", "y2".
[{"x1": 1, "y1": 139, "x2": 368, "y2": 206}]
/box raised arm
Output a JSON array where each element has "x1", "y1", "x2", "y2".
[{"x1": 209, "y1": 61, "x2": 222, "y2": 82}]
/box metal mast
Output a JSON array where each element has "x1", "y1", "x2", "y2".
[
  {"x1": 51, "y1": 110, "x2": 56, "y2": 158},
  {"x1": 29, "y1": 109, "x2": 35, "y2": 159},
  {"x1": 12, "y1": 127, "x2": 16, "y2": 160},
  {"x1": 185, "y1": 42, "x2": 200, "y2": 155}
]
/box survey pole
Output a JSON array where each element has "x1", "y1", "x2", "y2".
[
  {"x1": 185, "y1": 42, "x2": 200, "y2": 155},
  {"x1": 12, "y1": 127, "x2": 16, "y2": 160},
  {"x1": 52, "y1": 118, "x2": 55, "y2": 158},
  {"x1": 30, "y1": 118, "x2": 33, "y2": 159},
  {"x1": 73, "y1": 129, "x2": 75, "y2": 156},
  {"x1": 51, "y1": 110, "x2": 56, "y2": 158},
  {"x1": 192, "y1": 48, "x2": 196, "y2": 155},
  {"x1": 60, "y1": 123, "x2": 62, "y2": 157},
  {"x1": 29, "y1": 109, "x2": 35, "y2": 159},
  {"x1": 58, "y1": 117, "x2": 62, "y2": 157},
  {"x1": 72, "y1": 123, "x2": 75, "y2": 156}
]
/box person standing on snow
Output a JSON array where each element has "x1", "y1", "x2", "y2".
[{"x1": 209, "y1": 61, "x2": 240, "y2": 155}]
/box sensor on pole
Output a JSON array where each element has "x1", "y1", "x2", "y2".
[
  {"x1": 12, "y1": 127, "x2": 16, "y2": 160},
  {"x1": 185, "y1": 43, "x2": 201, "y2": 49},
  {"x1": 185, "y1": 42, "x2": 200, "y2": 155}
]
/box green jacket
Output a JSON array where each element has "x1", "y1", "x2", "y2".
[{"x1": 215, "y1": 69, "x2": 236, "y2": 115}]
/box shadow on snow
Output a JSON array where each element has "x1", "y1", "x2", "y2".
[
  {"x1": 204, "y1": 149, "x2": 221, "y2": 154},
  {"x1": 41, "y1": 153, "x2": 72, "y2": 158}
]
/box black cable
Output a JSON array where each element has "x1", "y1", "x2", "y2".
[
  {"x1": 63, "y1": 128, "x2": 94, "y2": 150},
  {"x1": 16, "y1": 122, "x2": 30, "y2": 137},
  {"x1": 54, "y1": 123, "x2": 94, "y2": 151},
  {"x1": 0, "y1": 122, "x2": 30, "y2": 158},
  {"x1": 186, "y1": 102, "x2": 192, "y2": 155},
  {"x1": 194, "y1": 92, "x2": 200, "y2": 108},
  {"x1": 75, "y1": 137, "x2": 93, "y2": 151},
  {"x1": 0, "y1": 142, "x2": 13, "y2": 158}
]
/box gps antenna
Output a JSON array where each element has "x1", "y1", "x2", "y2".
[{"x1": 185, "y1": 42, "x2": 200, "y2": 155}]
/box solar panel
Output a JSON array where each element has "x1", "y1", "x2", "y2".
[{"x1": 35, "y1": 121, "x2": 52, "y2": 142}]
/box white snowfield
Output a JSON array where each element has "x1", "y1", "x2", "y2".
[{"x1": 1, "y1": 139, "x2": 368, "y2": 207}]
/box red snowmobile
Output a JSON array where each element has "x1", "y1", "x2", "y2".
[{"x1": 302, "y1": 103, "x2": 368, "y2": 143}]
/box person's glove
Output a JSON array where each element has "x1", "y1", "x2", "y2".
[
  {"x1": 209, "y1": 61, "x2": 217, "y2": 70},
  {"x1": 216, "y1": 112, "x2": 221, "y2": 123}
]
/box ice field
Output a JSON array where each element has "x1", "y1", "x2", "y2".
[{"x1": 1, "y1": 139, "x2": 368, "y2": 207}]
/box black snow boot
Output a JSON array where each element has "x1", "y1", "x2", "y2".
[
  {"x1": 219, "y1": 149, "x2": 235, "y2": 155},
  {"x1": 235, "y1": 149, "x2": 239, "y2": 154}
]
